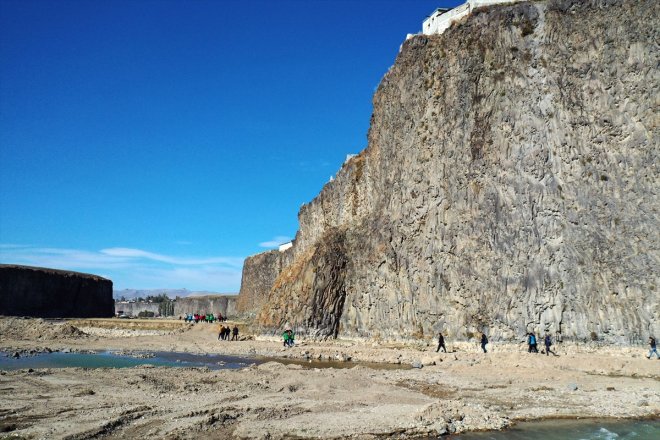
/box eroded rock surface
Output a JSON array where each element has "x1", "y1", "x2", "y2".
[{"x1": 243, "y1": 0, "x2": 660, "y2": 343}]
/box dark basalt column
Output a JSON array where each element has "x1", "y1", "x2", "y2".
[{"x1": 0, "y1": 265, "x2": 114, "y2": 318}]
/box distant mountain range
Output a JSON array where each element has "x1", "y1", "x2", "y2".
[{"x1": 113, "y1": 288, "x2": 236, "y2": 300}]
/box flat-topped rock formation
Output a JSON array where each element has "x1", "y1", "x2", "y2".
[
  {"x1": 239, "y1": 0, "x2": 659, "y2": 343},
  {"x1": 0, "y1": 264, "x2": 114, "y2": 318}
]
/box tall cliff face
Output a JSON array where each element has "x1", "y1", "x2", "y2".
[
  {"x1": 0, "y1": 265, "x2": 114, "y2": 318},
  {"x1": 247, "y1": 0, "x2": 659, "y2": 343}
]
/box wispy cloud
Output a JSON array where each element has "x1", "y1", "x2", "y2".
[
  {"x1": 100, "y1": 248, "x2": 243, "y2": 267},
  {"x1": 258, "y1": 236, "x2": 292, "y2": 248},
  {"x1": 0, "y1": 246, "x2": 133, "y2": 269},
  {"x1": 0, "y1": 244, "x2": 244, "y2": 292}
]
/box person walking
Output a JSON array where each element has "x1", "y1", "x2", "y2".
[
  {"x1": 231, "y1": 325, "x2": 239, "y2": 341},
  {"x1": 480, "y1": 333, "x2": 488, "y2": 353},
  {"x1": 436, "y1": 332, "x2": 447, "y2": 353},
  {"x1": 544, "y1": 333, "x2": 557, "y2": 356},
  {"x1": 648, "y1": 337, "x2": 659, "y2": 359},
  {"x1": 528, "y1": 332, "x2": 538, "y2": 353}
]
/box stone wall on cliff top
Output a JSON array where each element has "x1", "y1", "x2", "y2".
[
  {"x1": 243, "y1": 0, "x2": 659, "y2": 343},
  {"x1": 0, "y1": 265, "x2": 114, "y2": 318}
]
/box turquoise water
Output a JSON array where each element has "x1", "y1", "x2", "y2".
[
  {"x1": 0, "y1": 351, "x2": 257, "y2": 370},
  {"x1": 451, "y1": 419, "x2": 660, "y2": 440},
  {"x1": 0, "y1": 350, "x2": 405, "y2": 371}
]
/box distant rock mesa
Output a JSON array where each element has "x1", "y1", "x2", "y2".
[
  {"x1": 238, "y1": 0, "x2": 659, "y2": 343},
  {"x1": 0, "y1": 265, "x2": 114, "y2": 318}
]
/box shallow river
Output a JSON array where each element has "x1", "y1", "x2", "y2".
[
  {"x1": 0, "y1": 350, "x2": 405, "y2": 370},
  {"x1": 450, "y1": 418, "x2": 660, "y2": 440},
  {"x1": 0, "y1": 350, "x2": 256, "y2": 370}
]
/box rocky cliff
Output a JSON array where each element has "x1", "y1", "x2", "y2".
[
  {"x1": 0, "y1": 265, "x2": 114, "y2": 318},
  {"x1": 173, "y1": 295, "x2": 238, "y2": 319},
  {"x1": 237, "y1": 250, "x2": 285, "y2": 318},
  {"x1": 242, "y1": 0, "x2": 659, "y2": 343}
]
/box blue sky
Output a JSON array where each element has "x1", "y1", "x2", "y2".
[{"x1": 0, "y1": 0, "x2": 461, "y2": 292}]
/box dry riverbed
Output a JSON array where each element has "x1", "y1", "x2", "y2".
[{"x1": 0, "y1": 317, "x2": 658, "y2": 439}]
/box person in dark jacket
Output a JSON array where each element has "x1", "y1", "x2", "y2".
[
  {"x1": 436, "y1": 332, "x2": 447, "y2": 353},
  {"x1": 648, "y1": 337, "x2": 659, "y2": 359},
  {"x1": 544, "y1": 333, "x2": 557, "y2": 356},
  {"x1": 231, "y1": 325, "x2": 239, "y2": 341},
  {"x1": 480, "y1": 333, "x2": 488, "y2": 353}
]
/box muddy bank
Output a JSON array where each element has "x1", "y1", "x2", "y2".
[{"x1": 0, "y1": 317, "x2": 658, "y2": 439}]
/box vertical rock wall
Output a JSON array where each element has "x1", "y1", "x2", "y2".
[
  {"x1": 237, "y1": 250, "x2": 285, "y2": 318},
  {"x1": 114, "y1": 302, "x2": 160, "y2": 317},
  {"x1": 241, "y1": 0, "x2": 660, "y2": 343},
  {"x1": 173, "y1": 295, "x2": 238, "y2": 319},
  {"x1": 0, "y1": 265, "x2": 114, "y2": 318}
]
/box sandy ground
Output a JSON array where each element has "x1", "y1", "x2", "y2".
[{"x1": 0, "y1": 317, "x2": 658, "y2": 439}]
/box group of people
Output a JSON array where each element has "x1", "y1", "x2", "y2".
[
  {"x1": 525, "y1": 332, "x2": 556, "y2": 356},
  {"x1": 182, "y1": 313, "x2": 225, "y2": 323},
  {"x1": 435, "y1": 332, "x2": 488, "y2": 353},
  {"x1": 434, "y1": 332, "x2": 660, "y2": 359},
  {"x1": 218, "y1": 325, "x2": 239, "y2": 341},
  {"x1": 282, "y1": 329, "x2": 295, "y2": 347},
  {"x1": 435, "y1": 331, "x2": 559, "y2": 355}
]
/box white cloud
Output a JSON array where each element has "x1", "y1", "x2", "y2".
[
  {"x1": 0, "y1": 244, "x2": 245, "y2": 292},
  {"x1": 0, "y1": 246, "x2": 132, "y2": 269},
  {"x1": 258, "y1": 236, "x2": 292, "y2": 248},
  {"x1": 100, "y1": 247, "x2": 243, "y2": 267}
]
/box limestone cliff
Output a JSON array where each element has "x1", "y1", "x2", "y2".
[
  {"x1": 0, "y1": 265, "x2": 114, "y2": 318},
  {"x1": 243, "y1": 0, "x2": 659, "y2": 343}
]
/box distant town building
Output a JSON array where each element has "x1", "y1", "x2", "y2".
[
  {"x1": 278, "y1": 242, "x2": 293, "y2": 252},
  {"x1": 422, "y1": 1, "x2": 522, "y2": 36}
]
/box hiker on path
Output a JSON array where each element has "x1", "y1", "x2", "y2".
[
  {"x1": 528, "y1": 332, "x2": 538, "y2": 353},
  {"x1": 648, "y1": 337, "x2": 659, "y2": 359},
  {"x1": 480, "y1": 333, "x2": 488, "y2": 353},
  {"x1": 231, "y1": 325, "x2": 239, "y2": 341},
  {"x1": 436, "y1": 332, "x2": 447, "y2": 353},
  {"x1": 544, "y1": 333, "x2": 557, "y2": 356}
]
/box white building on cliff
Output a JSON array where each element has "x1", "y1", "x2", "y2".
[{"x1": 422, "y1": 0, "x2": 522, "y2": 35}]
